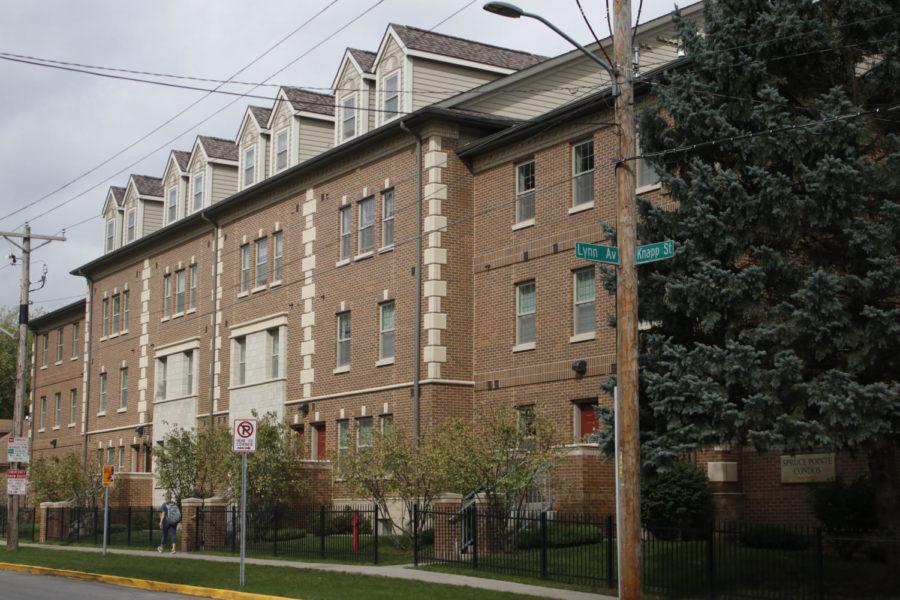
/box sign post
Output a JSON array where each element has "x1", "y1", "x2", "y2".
[
  {"x1": 233, "y1": 418, "x2": 257, "y2": 587},
  {"x1": 101, "y1": 465, "x2": 114, "y2": 555}
]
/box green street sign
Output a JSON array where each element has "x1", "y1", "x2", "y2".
[
  {"x1": 635, "y1": 240, "x2": 675, "y2": 265},
  {"x1": 575, "y1": 242, "x2": 620, "y2": 266}
]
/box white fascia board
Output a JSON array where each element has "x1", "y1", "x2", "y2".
[
  {"x1": 296, "y1": 111, "x2": 335, "y2": 122},
  {"x1": 406, "y1": 50, "x2": 515, "y2": 75},
  {"x1": 207, "y1": 158, "x2": 240, "y2": 167},
  {"x1": 265, "y1": 89, "x2": 292, "y2": 130},
  {"x1": 186, "y1": 137, "x2": 208, "y2": 172},
  {"x1": 331, "y1": 51, "x2": 366, "y2": 91},
  {"x1": 371, "y1": 26, "x2": 408, "y2": 73},
  {"x1": 235, "y1": 108, "x2": 259, "y2": 144}
]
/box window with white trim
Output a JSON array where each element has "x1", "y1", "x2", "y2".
[
  {"x1": 382, "y1": 71, "x2": 400, "y2": 119},
  {"x1": 163, "y1": 275, "x2": 172, "y2": 317},
  {"x1": 118, "y1": 447, "x2": 126, "y2": 471},
  {"x1": 183, "y1": 350, "x2": 194, "y2": 396},
  {"x1": 636, "y1": 136, "x2": 661, "y2": 189},
  {"x1": 56, "y1": 327, "x2": 64, "y2": 362},
  {"x1": 99, "y1": 373, "x2": 108, "y2": 413},
  {"x1": 41, "y1": 334, "x2": 48, "y2": 366},
  {"x1": 255, "y1": 237, "x2": 268, "y2": 287},
  {"x1": 357, "y1": 417, "x2": 373, "y2": 450},
  {"x1": 269, "y1": 328, "x2": 281, "y2": 379},
  {"x1": 336, "y1": 311, "x2": 351, "y2": 368},
  {"x1": 111, "y1": 294, "x2": 121, "y2": 333},
  {"x1": 380, "y1": 414, "x2": 393, "y2": 436},
  {"x1": 71, "y1": 322, "x2": 79, "y2": 358},
  {"x1": 189, "y1": 264, "x2": 198, "y2": 310},
  {"x1": 379, "y1": 301, "x2": 395, "y2": 361},
  {"x1": 516, "y1": 405, "x2": 536, "y2": 450},
  {"x1": 155, "y1": 357, "x2": 167, "y2": 401},
  {"x1": 234, "y1": 337, "x2": 247, "y2": 386},
  {"x1": 69, "y1": 389, "x2": 77, "y2": 425},
  {"x1": 123, "y1": 291, "x2": 130, "y2": 331},
  {"x1": 175, "y1": 270, "x2": 186, "y2": 314},
  {"x1": 192, "y1": 174, "x2": 204, "y2": 212},
  {"x1": 126, "y1": 208, "x2": 136, "y2": 243},
  {"x1": 54, "y1": 392, "x2": 61, "y2": 427},
  {"x1": 573, "y1": 268, "x2": 596, "y2": 336},
  {"x1": 101, "y1": 299, "x2": 109, "y2": 336},
  {"x1": 339, "y1": 206, "x2": 352, "y2": 261},
  {"x1": 381, "y1": 190, "x2": 394, "y2": 248},
  {"x1": 243, "y1": 145, "x2": 256, "y2": 187},
  {"x1": 572, "y1": 140, "x2": 595, "y2": 206},
  {"x1": 105, "y1": 218, "x2": 116, "y2": 252},
  {"x1": 273, "y1": 231, "x2": 283, "y2": 281},
  {"x1": 39, "y1": 396, "x2": 46, "y2": 429},
  {"x1": 358, "y1": 197, "x2": 374, "y2": 254},
  {"x1": 240, "y1": 244, "x2": 250, "y2": 292},
  {"x1": 119, "y1": 367, "x2": 128, "y2": 410},
  {"x1": 516, "y1": 281, "x2": 536, "y2": 345},
  {"x1": 516, "y1": 161, "x2": 535, "y2": 224},
  {"x1": 341, "y1": 94, "x2": 357, "y2": 141},
  {"x1": 275, "y1": 130, "x2": 289, "y2": 172},
  {"x1": 337, "y1": 420, "x2": 349, "y2": 454},
  {"x1": 167, "y1": 188, "x2": 177, "y2": 223}
]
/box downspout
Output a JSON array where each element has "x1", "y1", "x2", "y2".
[
  {"x1": 400, "y1": 120, "x2": 423, "y2": 445},
  {"x1": 81, "y1": 275, "x2": 93, "y2": 471},
  {"x1": 200, "y1": 213, "x2": 219, "y2": 432}
]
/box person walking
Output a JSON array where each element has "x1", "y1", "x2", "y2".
[{"x1": 157, "y1": 492, "x2": 181, "y2": 554}]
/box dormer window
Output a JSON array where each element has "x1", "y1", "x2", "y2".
[
  {"x1": 275, "y1": 130, "x2": 289, "y2": 172},
  {"x1": 383, "y1": 71, "x2": 400, "y2": 120},
  {"x1": 341, "y1": 94, "x2": 357, "y2": 141},
  {"x1": 167, "y1": 188, "x2": 177, "y2": 224},
  {"x1": 243, "y1": 146, "x2": 256, "y2": 187},
  {"x1": 105, "y1": 218, "x2": 115, "y2": 252},
  {"x1": 192, "y1": 174, "x2": 204, "y2": 213},
  {"x1": 126, "y1": 208, "x2": 136, "y2": 243}
]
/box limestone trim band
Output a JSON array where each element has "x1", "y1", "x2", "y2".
[{"x1": 286, "y1": 378, "x2": 474, "y2": 404}]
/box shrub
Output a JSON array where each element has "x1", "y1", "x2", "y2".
[
  {"x1": 738, "y1": 524, "x2": 810, "y2": 551},
  {"x1": 516, "y1": 524, "x2": 604, "y2": 549},
  {"x1": 642, "y1": 461, "x2": 713, "y2": 538},
  {"x1": 419, "y1": 528, "x2": 435, "y2": 546},
  {"x1": 812, "y1": 476, "x2": 878, "y2": 559}
]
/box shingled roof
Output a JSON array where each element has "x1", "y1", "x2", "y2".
[
  {"x1": 198, "y1": 136, "x2": 239, "y2": 161},
  {"x1": 249, "y1": 106, "x2": 272, "y2": 127},
  {"x1": 109, "y1": 186, "x2": 126, "y2": 206},
  {"x1": 282, "y1": 87, "x2": 335, "y2": 117},
  {"x1": 131, "y1": 175, "x2": 163, "y2": 197},
  {"x1": 390, "y1": 24, "x2": 547, "y2": 71},
  {"x1": 348, "y1": 48, "x2": 376, "y2": 73},
  {"x1": 172, "y1": 150, "x2": 191, "y2": 171}
]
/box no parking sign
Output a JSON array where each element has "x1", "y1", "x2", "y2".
[{"x1": 232, "y1": 418, "x2": 257, "y2": 453}]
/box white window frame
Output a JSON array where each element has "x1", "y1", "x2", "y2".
[
  {"x1": 156, "y1": 357, "x2": 167, "y2": 401},
  {"x1": 336, "y1": 311, "x2": 351, "y2": 369},
  {"x1": 380, "y1": 414, "x2": 393, "y2": 436},
  {"x1": 189, "y1": 264, "x2": 198, "y2": 310},
  {"x1": 240, "y1": 244, "x2": 250, "y2": 292},
  {"x1": 166, "y1": 187, "x2": 178, "y2": 224},
  {"x1": 572, "y1": 140, "x2": 595, "y2": 207},
  {"x1": 71, "y1": 322, "x2": 79, "y2": 358},
  {"x1": 163, "y1": 274, "x2": 172, "y2": 317},
  {"x1": 105, "y1": 218, "x2": 116, "y2": 252},
  {"x1": 379, "y1": 301, "x2": 395, "y2": 361},
  {"x1": 357, "y1": 197, "x2": 374, "y2": 255},
  {"x1": 339, "y1": 206, "x2": 352, "y2": 261},
  {"x1": 119, "y1": 367, "x2": 128, "y2": 410},
  {"x1": 101, "y1": 299, "x2": 109, "y2": 337},
  {"x1": 99, "y1": 373, "x2": 108, "y2": 413},
  {"x1": 341, "y1": 93, "x2": 357, "y2": 141},
  {"x1": 192, "y1": 173, "x2": 204, "y2": 212},
  {"x1": 234, "y1": 337, "x2": 247, "y2": 386},
  {"x1": 39, "y1": 396, "x2": 46, "y2": 430},
  {"x1": 126, "y1": 208, "x2": 136, "y2": 243},
  {"x1": 636, "y1": 135, "x2": 662, "y2": 190},
  {"x1": 118, "y1": 446, "x2": 126, "y2": 471},
  {"x1": 381, "y1": 190, "x2": 395, "y2": 248},
  {"x1": 515, "y1": 161, "x2": 535, "y2": 225},
  {"x1": 175, "y1": 270, "x2": 186, "y2": 314},
  {"x1": 382, "y1": 70, "x2": 400, "y2": 121},
  {"x1": 356, "y1": 417, "x2": 373, "y2": 450},
  {"x1": 269, "y1": 328, "x2": 281, "y2": 379},
  {"x1": 272, "y1": 231, "x2": 283, "y2": 282},
  {"x1": 573, "y1": 268, "x2": 596, "y2": 338},
  {"x1": 183, "y1": 350, "x2": 194, "y2": 396},
  {"x1": 122, "y1": 291, "x2": 129, "y2": 331},
  {"x1": 54, "y1": 392, "x2": 61, "y2": 427},
  {"x1": 243, "y1": 144, "x2": 257, "y2": 187},
  {"x1": 111, "y1": 294, "x2": 121, "y2": 333},
  {"x1": 56, "y1": 327, "x2": 64, "y2": 362},
  {"x1": 255, "y1": 237, "x2": 268, "y2": 287},
  {"x1": 69, "y1": 388, "x2": 77, "y2": 426},
  {"x1": 337, "y1": 420, "x2": 349, "y2": 454},
  {"x1": 274, "y1": 129, "x2": 289, "y2": 173},
  {"x1": 516, "y1": 281, "x2": 536, "y2": 347}
]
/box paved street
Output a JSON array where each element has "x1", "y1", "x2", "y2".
[{"x1": 0, "y1": 570, "x2": 209, "y2": 600}]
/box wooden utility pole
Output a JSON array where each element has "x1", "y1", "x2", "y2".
[
  {"x1": 3, "y1": 223, "x2": 65, "y2": 551},
  {"x1": 612, "y1": 0, "x2": 643, "y2": 598}
]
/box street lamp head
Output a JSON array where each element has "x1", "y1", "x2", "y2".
[{"x1": 483, "y1": 1, "x2": 525, "y2": 18}]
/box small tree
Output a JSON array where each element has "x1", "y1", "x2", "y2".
[
  {"x1": 225, "y1": 412, "x2": 307, "y2": 511},
  {"x1": 337, "y1": 426, "x2": 454, "y2": 548},
  {"x1": 28, "y1": 452, "x2": 102, "y2": 507},
  {"x1": 154, "y1": 424, "x2": 231, "y2": 501}
]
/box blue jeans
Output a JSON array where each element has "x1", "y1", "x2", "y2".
[{"x1": 162, "y1": 522, "x2": 178, "y2": 546}]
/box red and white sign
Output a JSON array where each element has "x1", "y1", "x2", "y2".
[
  {"x1": 6, "y1": 469, "x2": 27, "y2": 496},
  {"x1": 232, "y1": 418, "x2": 257, "y2": 453}
]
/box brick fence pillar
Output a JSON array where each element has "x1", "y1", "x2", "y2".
[
  {"x1": 431, "y1": 493, "x2": 462, "y2": 561},
  {"x1": 38, "y1": 501, "x2": 70, "y2": 543},
  {"x1": 179, "y1": 497, "x2": 227, "y2": 553}
]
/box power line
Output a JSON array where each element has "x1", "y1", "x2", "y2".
[{"x1": 0, "y1": 0, "x2": 344, "y2": 228}]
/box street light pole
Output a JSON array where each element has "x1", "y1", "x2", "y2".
[{"x1": 483, "y1": 3, "x2": 642, "y2": 598}]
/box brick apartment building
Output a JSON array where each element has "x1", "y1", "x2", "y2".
[{"x1": 27, "y1": 3, "x2": 870, "y2": 523}]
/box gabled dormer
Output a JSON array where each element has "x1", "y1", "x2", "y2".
[
  {"x1": 121, "y1": 174, "x2": 164, "y2": 244},
  {"x1": 266, "y1": 87, "x2": 335, "y2": 177},
  {"x1": 236, "y1": 106, "x2": 272, "y2": 191},
  {"x1": 161, "y1": 150, "x2": 190, "y2": 226},
  {"x1": 101, "y1": 186, "x2": 125, "y2": 254},
  {"x1": 362, "y1": 24, "x2": 546, "y2": 128},
  {"x1": 186, "y1": 136, "x2": 239, "y2": 214},
  {"x1": 332, "y1": 48, "x2": 376, "y2": 144}
]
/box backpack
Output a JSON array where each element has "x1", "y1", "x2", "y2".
[{"x1": 166, "y1": 501, "x2": 181, "y2": 525}]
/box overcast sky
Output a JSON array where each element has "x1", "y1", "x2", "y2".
[{"x1": 0, "y1": 0, "x2": 678, "y2": 314}]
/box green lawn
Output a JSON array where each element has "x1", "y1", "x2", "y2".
[{"x1": 0, "y1": 547, "x2": 550, "y2": 600}]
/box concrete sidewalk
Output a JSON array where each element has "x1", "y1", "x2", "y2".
[{"x1": 18, "y1": 542, "x2": 616, "y2": 600}]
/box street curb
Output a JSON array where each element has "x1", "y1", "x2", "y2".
[{"x1": 0, "y1": 561, "x2": 294, "y2": 600}]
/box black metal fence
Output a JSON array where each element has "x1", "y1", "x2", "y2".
[
  {"x1": 414, "y1": 506, "x2": 898, "y2": 599},
  {"x1": 0, "y1": 507, "x2": 37, "y2": 541}
]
